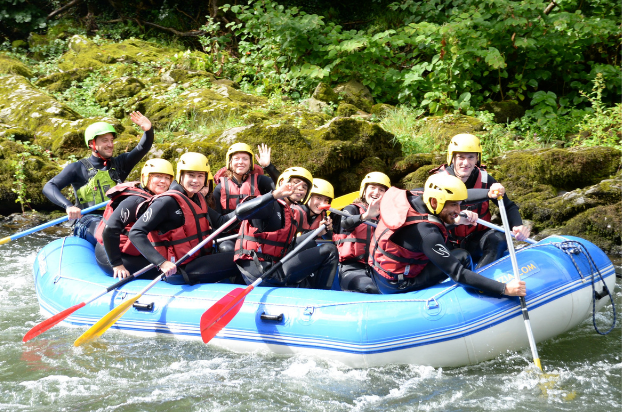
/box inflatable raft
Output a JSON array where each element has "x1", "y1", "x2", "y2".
[{"x1": 32, "y1": 235, "x2": 616, "y2": 368}]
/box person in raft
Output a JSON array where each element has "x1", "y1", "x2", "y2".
[
  {"x1": 233, "y1": 167, "x2": 339, "y2": 289},
  {"x1": 430, "y1": 134, "x2": 531, "y2": 268},
  {"x1": 42, "y1": 112, "x2": 154, "y2": 245},
  {"x1": 333, "y1": 172, "x2": 391, "y2": 293},
  {"x1": 93, "y1": 159, "x2": 174, "y2": 279},
  {"x1": 368, "y1": 174, "x2": 526, "y2": 296},
  {"x1": 292, "y1": 178, "x2": 334, "y2": 239},
  {"x1": 211, "y1": 143, "x2": 280, "y2": 253},
  {"x1": 128, "y1": 152, "x2": 240, "y2": 285}
]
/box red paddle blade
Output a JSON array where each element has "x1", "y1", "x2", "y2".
[
  {"x1": 317, "y1": 204, "x2": 331, "y2": 211},
  {"x1": 23, "y1": 302, "x2": 86, "y2": 342},
  {"x1": 200, "y1": 286, "x2": 254, "y2": 343}
]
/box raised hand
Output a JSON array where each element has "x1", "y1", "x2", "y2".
[
  {"x1": 273, "y1": 180, "x2": 305, "y2": 200},
  {"x1": 255, "y1": 143, "x2": 272, "y2": 168},
  {"x1": 130, "y1": 111, "x2": 152, "y2": 132}
]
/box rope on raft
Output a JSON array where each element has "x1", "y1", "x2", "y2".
[{"x1": 553, "y1": 240, "x2": 617, "y2": 335}]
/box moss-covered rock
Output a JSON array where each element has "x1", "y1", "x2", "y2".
[
  {"x1": 336, "y1": 103, "x2": 359, "y2": 117},
  {"x1": 161, "y1": 69, "x2": 215, "y2": 84},
  {"x1": 312, "y1": 82, "x2": 339, "y2": 104},
  {"x1": 490, "y1": 147, "x2": 621, "y2": 191},
  {"x1": 419, "y1": 114, "x2": 485, "y2": 149},
  {"x1": 334, "y1": 80, "x2": 373, "y2": 112},
  {"x1": 400, "y1": 165, "x2": 438, "y2": 190},
  {"x1": 392, "y1": 153, "x2": 443, "y2": 176},
  {"x1": 95, "y1": 77, "x2": 145, "y2": 108},
  {"x1": 59, "y1": 36, "x2": 178, "y2": 71},
  {"x1": 371, "y1": 103, "x2": 394, "y2": 117},
  {"x1": 0, "y1": 53, "x2": 33, "y2": 78},
  {"x1": 0, "y1": 136, "x2": 62, "y2": 214},
  {"x1": 481, "y1": 101, "x2": 525, "y2": 123},
  {"x1": 34, "y1": 68, "x2": 91, "y2": 92}
]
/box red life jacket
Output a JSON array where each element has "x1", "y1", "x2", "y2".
[
  {"x1": 94, "y1": 182, "x2": 152, "y2": 256},
  {"x1": 234, "y1": 199, "x2": 300, "y2": 263},
  {"x1": 368, "y1": 187, "x2": 448, "y2": 282},
  {"x1": 432, "y1": 164, "x2": 491, "y2": 242},
  {"x1": 148, "y1": 191, "x2": 213, "y2": 264},
  {"x1": 333, "y1": 203, "x2": 376, "y2": 264},
  {"x1": 218, "y1": 173, "x2": 260, "y2": 214},
  {"x1": 292, "y1": 204, "x2": 326, "y2": 234}
]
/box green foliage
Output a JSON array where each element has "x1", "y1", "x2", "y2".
[
  {"x1": 9, "y1": 140, "x2": 50, "y2": 213},
  {"x1": 0, "y1": 0, "x2": 49, "y2": 37},
  {"x1": 577, "y1": 73, "x2": 622, "y2": 149},
  {"x1": 51, "y1": 70, "x2": 113, "y2": 118},
  {"x1": 200, "y1": 0, "x2": 620, "y2": 116},
  {"x1": 380, "y1": 106, "x2": 436, "y2": 155}
]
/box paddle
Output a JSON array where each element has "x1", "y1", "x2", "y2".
[
  {"x1": 331, "y1": 191, "x2": 358, "y2": 210},
  {"x1": 459, "y1": 212, "x2": 536, "y2": 244},
  {"x1": 497, "y1": 195, "x2": 543, "y2": 371},
  {"x1": 0, "y1": 201, "x2": 109, "y2": 246},
  {"x1": 200, "y1": 213, "x2": 330, "y2": 344},
  {"x1": 73, "y1": 215, "x2": 239, "y2": 347},
  {"x1": 23, "y1": 262, "x2": 157, "y2": 342},
  {"x1": 325, "y1": 207, "x2": 377, "y2": 228}
]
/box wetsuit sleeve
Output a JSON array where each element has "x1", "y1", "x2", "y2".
[
  {"x1": 102, "y1": 196, "x2": 142, "y2": 267},
  {"x1": 393, "y1": 223, "x2": 506, "y2": 295},
  {"x1": 129, "y1": 196, "x2": 182, "y2": 267},
  {"x1": 208, "y1": 207, "x2": 237, "y2": 230},
  {"x1": 263, "y1": 164, "x2": 280, "y2": 184},
  {"x1": 212, "y1": 183, "x2": 224, "y2": 214},
  {"x1": 487, "y1": 175, "x2": 523, "y2": 228},
  {"x1": 339, "y1": 205, "x2": 365, "y2": 232},
  {"x1": 42, "y1": 162, "x2": 88, "y2": 209},
  {"x1": 257, "y1": 175, "x2": 276, "y2": 194},
  {"x1": 113, "y1": 128, "x2": 155, "y2": 181}
]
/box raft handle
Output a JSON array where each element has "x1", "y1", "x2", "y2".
[
  {"x1": 133, "y1": 301, "x2": 154, "y2": 311},
  {"x1": 260, "y1": 312, "x2": 283, "y2": 322},
  {"x1": 594, "y1": 288, "x2": 609, "y2": 301}
]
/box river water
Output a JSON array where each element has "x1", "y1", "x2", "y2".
[{"x1": 1, "y1": 227, "x2": 620, "y2": 411}]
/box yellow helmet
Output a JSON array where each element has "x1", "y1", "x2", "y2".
[
  {"x1": 141, "y1": 158, "x2": 174, "y2": 187},
  {"x1": 447, "y1": 134, "x2": 482, "y2": 165},
  {"x1": 277, "y1": 167, "x2": 313, "y2": 204},
  {"x1": 307, "y1": 178, "x2": 334, "y2": 204},
  {"x1": 423, "y1": 174, "x2": 468, "y2": 214},
  {"x1": 359, "y1": 172, "x2": 391, "y2": 198},
  {"x1": 176, "y1": 152, "x2": 211, "y2": 185},
  {"x1": 226, "y1": 142, "x2": 254, "y2": 170}
]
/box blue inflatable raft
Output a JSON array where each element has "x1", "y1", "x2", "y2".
[{"x1": 32, "y1": 235, "x2": 616, "y2": 368}]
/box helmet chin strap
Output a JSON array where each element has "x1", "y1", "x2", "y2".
[{"x1": 89, "y1": 140, "x2": 110, "y2": 166}]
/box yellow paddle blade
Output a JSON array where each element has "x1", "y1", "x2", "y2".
[
  {"x1": 331, "y1": 191, "x2": 358, "y2": 210},
  {"x1": 74, "y1": 293, "x2": 141, "y2": 347},
  {"x1": 0, "y1": 237, "x2": 11, "y2": 245}
]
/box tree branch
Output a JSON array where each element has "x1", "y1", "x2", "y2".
[
  {"x1": 137, "y1": 20, "x2": 205, "y2": 37},
  {"x1": 48, "y1": 0, "x2": 84, "y2": 19},
  {"x1": 544, "y1": 1, "x2": 558, "y2": 15}
]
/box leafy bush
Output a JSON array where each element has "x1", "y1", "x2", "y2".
[{"x1": 200, "y1": 0, "x2": 620, "y2": 115}]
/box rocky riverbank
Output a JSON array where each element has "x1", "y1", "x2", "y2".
[{"x1": 0, "y1": 36, "x2": 620, "y2": 254}]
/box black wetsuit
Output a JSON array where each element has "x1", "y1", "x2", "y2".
[
  {"x1": 43, "y1": 128, "x2": 154, "y2": 244},
  {"x1": 371, "y1": 195, "x2": 506, "y2": 295},
  {"x1": 235, "y1": 192, "x2": 339, "y2": 289},
  {"x1": 336, "y1": 204, "x2": 379, "y2": 294},
  {"x1": 446, "y1": 165, "x2": 523, "y2": 268},
  {"x1": 212, "y1": 165, "x2": 278, "y2": 253},
  {"x1": 128, "y1": 181, "x2": 240, "y2": 284},
  {"x1": 94, "y1": 191, "x2": 158, "y2": 279}
]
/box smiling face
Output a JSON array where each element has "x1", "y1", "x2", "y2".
[
  {"x1": 229, "y1": 152, "x2": 252, "y2": 177},
  {"x1": 180, "y1": 171, "x2": 206, "y2": 195},
  {"x1": 437, "y1": 199, "x2": 462, "y2": 225},
  {"x1": 452, "y1": 152, "x2": 478, "y2": 182},
  {"x1": 147, "y1": 173, "x2": 173, "y2": 195},
  {"x1": 92, "y1": 133, "x2": 115, "y2": 158},
  {"x1": 364, "y1": 184, "x2": 387, "y2": 205},
  {"x1": 307, "y1": 194, "x2": 331, "y2": 214},
  {"x1": 284, "y1": 177, "x2": 309, "y2": 203}
]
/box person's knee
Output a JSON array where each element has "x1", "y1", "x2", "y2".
[
  {"x1": 451, "y1": 248, "x2": 473, "y2": 270},
  {"x1": 319, "y1": 243, "x2": 339, "y2": 261},
  {"x1": 217, "y1": 240, "x2": 235, "y2": 254}
]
